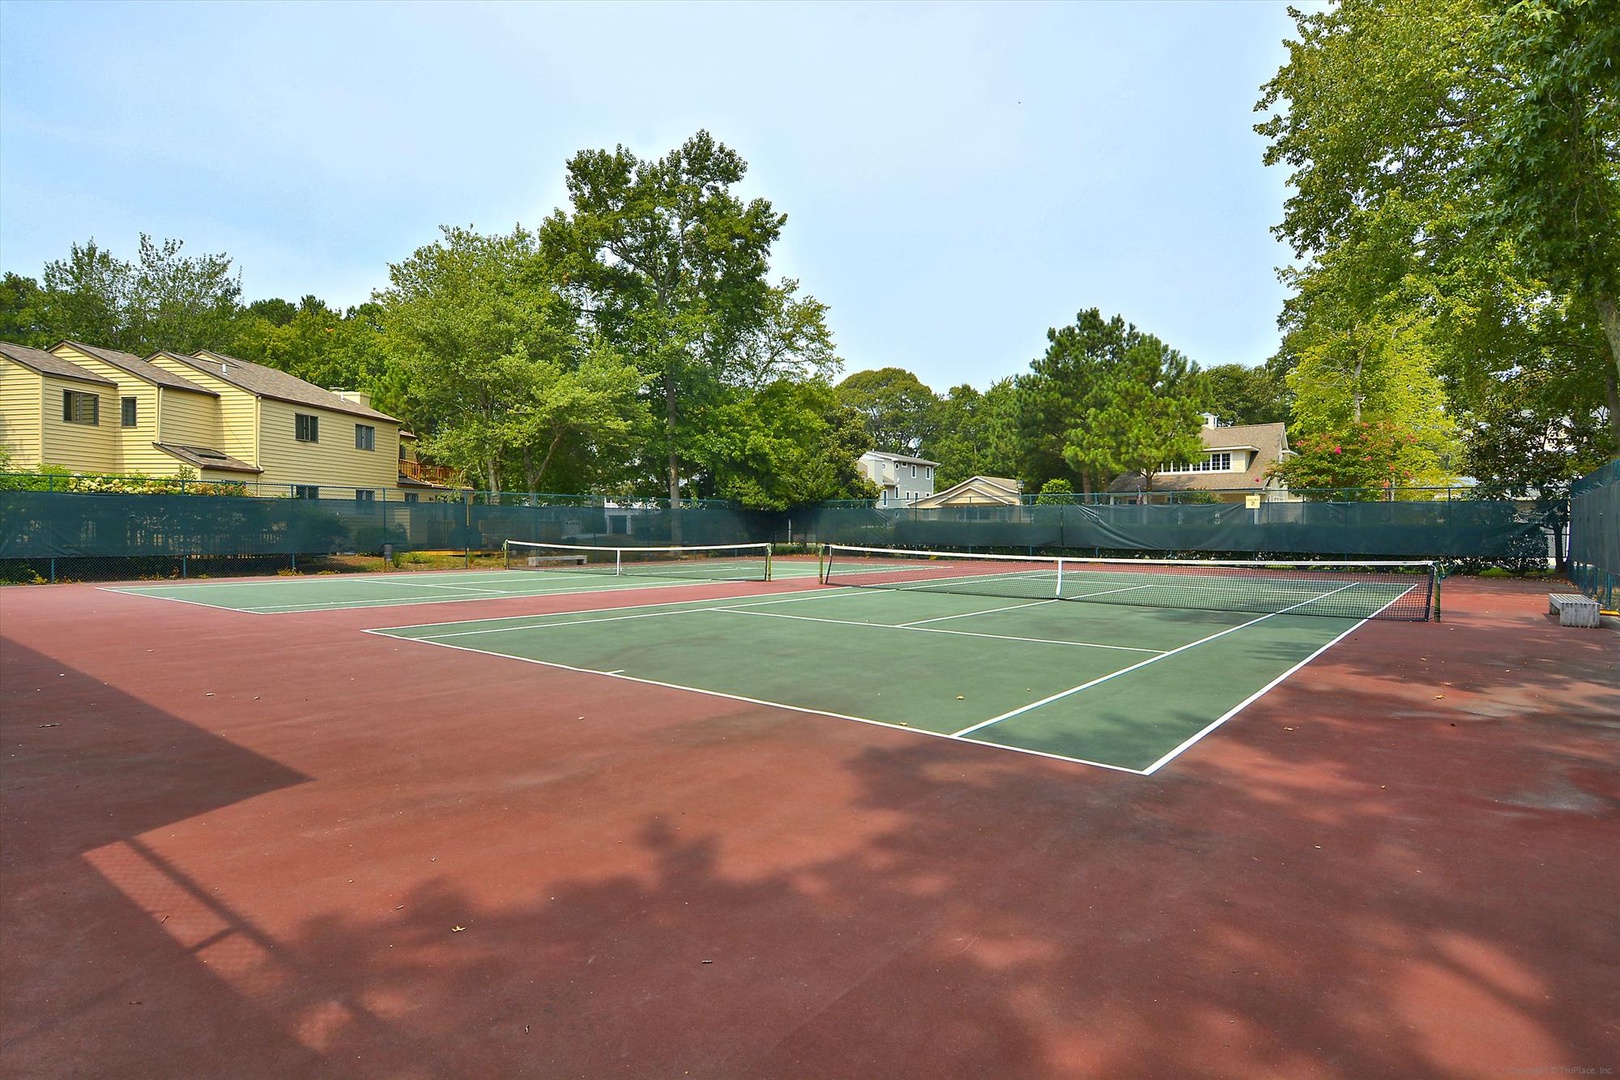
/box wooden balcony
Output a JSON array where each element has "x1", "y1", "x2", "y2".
[{"x1": 398, "y1": 458, "x2": 463, "y2": 487}]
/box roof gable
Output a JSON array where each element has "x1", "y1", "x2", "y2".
[
  {"x1": 917, "y1": 475, "x2": 1023, "y2": 507},
  {"x1": 861, "y1": 451, "x2": 940, "y2": 466},
  {"x1": 0, "y1": 340, "x2": 116, "y2": 386},
  {"x1": 181, "y1": 350, "x2": 398, "y2": 423},
  {"x1": 52, "y1": 341, "x2": 217, "y2": 396}
]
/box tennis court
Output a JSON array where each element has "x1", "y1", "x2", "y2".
[
  {"x1": 106, "y1": 542, "x2": 812, "y2": 613},
  {"x1": 370, "y1": 585, "x2": 1378, "y2": 773}
]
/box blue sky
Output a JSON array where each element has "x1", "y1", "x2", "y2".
[{"x1": 0, "y1": 1, "x2": 1306, "y2": 392}]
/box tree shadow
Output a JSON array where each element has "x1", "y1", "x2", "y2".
[{"x1": 4, "y1": 572, "x2": 1615, "y2": 1078}]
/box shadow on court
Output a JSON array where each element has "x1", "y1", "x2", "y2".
[{"x1": 0, "y1": 578, "x2": 1615, "y2": 1078}]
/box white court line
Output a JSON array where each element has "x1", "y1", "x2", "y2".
[
  {"x1": 1138, "y1": 586, "x2": 1417, "y2": 773},
  {"x1": 346, "y1": 578, "x2": 514, "y2": 593},
  {"x1": 362, "y1": 629, "x2": 1149, "y2": 775},
  {"x1": 950, "y1": 580, "x2": 1366, "y2": 738},
  {"x1": 1062, "y1": 582, "x2": 1161, "y2": 600},
  {"x1": 380, "y1": 586, "x2": 872, "y2": 638},
  {"x1": 109, "y1": 571, "x2": 782, "y2": 614},
  {"x1": 718, "y1": 607, "x2": 1163, "y2": 654},
  {"x1": 899, "y1": 598, "x2": 1060, "y2": 626}
]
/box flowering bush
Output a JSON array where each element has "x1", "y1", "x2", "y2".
[
  {"x1": 1269, "y1": 421, "x2": 1421, "y2": 500},
  {"x1": 0, "y1": 467, "x2": 246, "y2": 496}
]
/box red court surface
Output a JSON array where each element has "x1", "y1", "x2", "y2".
[{"x1": 2, "y1": 574, "x2": 1616, "y2": 1078}]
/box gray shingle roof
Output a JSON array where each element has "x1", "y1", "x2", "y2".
[
  {"x1": 53, "y1": 341, "x2": 218, "y2": 396},
  {"x1": 0, "y1": 340, "x2": 116, "y2": 386},
  {"x1": 1111, "y1": 422, "x2": 1291, "y2": 492},
  {"x1": 153, "y1": 443, "x2": 262, "y2": 475},
  {"x1": 181, "y1": 350, "x2": 398, "y2": 423}
]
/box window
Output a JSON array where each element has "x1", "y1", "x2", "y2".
[
  {"x1": 62, "y1": 390, "x2": 99, "y2": 425},
  {"x1": 293, "y1": 485, "x2": 319, "y2": 499},
  {"x1": 355, "y1": 489, "x2": 376, "y2": 502},
  {"x1": 910, "y1": 464, "x2": 917, "y2": 477},
  {"x1": 403, "y1": 492, "x2": 420, "y2": 504},
  {"x1": 121, "y1": 397, "x2": 137, "y2": 428},
  {"x1": 1163, "y1": 452, "x2": 1234, "y2": 474},
  {"x1": 295, "y1": 413, "x2": 319, "y2": 442},
  {"x1": 355, "y1": 424, "x2": 375, "y2": 451}
]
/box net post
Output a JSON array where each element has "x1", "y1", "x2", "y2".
[
  {"x1": 819, "y1": 544, "x2": 829, "y2": 584},
  {"x1": 764, "y1": 543, "x2": 773, "y2": 582},
  {"x1": 614, "y1": 548, "x2": 622, "y2": 577},
  {"x1": 1055, "y1": 558, "x2": 1064, "y2": 598},
  {"x1": 1432, "y1": 562, "x2": 1444, "y2": 622}
]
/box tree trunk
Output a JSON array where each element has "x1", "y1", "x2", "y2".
[
  {"x1": 1593, "y1": 290, "x2": 1620, "y2": 448},
  {"x1": 665, "y1": 373, "x2": 682, "y2": 543}
]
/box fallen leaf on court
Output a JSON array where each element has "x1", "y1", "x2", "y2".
[{"x1": 452, "y1": 925, "x2": 466, "y2": 933}]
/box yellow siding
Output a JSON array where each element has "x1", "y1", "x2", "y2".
[
  {"x1": 255, "y1": 398, "x2": 400, "y2": 492},
  {"x1": 0, "y1": 359, "x2": 45, "y2": 467},
  {"x1": 40, "y1": 376, "x2": 117, "y2": 472},
  {"x1": 156, "y1": 386, "x2": 222, "y2": 449},
  {"x1": 143, "y1": 356, "x2": 259, "y2": 463},
  {"x1": 52, "y1": 347, "x2": 200, "y2": 476},
  {"x1": 113, "y1": 382, "x2": 171, "y2": 475}
]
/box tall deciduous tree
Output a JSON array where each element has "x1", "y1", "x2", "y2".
[
  {"x1": 377, "y1": 225, "x2": 640, "y2": 496},
  {"x1": 1200, "y1": 361, "x2": 1291, "y2": 426},
  {"x1": 125, "y1": 235, "x2": 242, "y2": 352},
  {"x1": 1257, "y1": 0, "x2": 1620, "y2": 447},
  {"x1": 690, "y1": 379, "x2": 876, "y2": 510},
  {"x1": 835, "y1": 367, "x2": 939, "y2": 454},
  {"x1": 37, "y1": 240, "x2": 131, "y2": 348},
  {"x1": 928, "y1": 380, "x2": 1020, "y2": 487},
  {"x1": 540, "y1": 132, "x2": 787, "y2": 532},
  {"x1": 0, "y1": 272, "x2": 45, "y2": 346},
  {"x1": 29, "y1": 235, "x2": 244, "y2": 354}
]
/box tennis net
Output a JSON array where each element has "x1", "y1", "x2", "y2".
[
  {"x1": 504, "y1": 540, "x2": 772, "y2": 582},
  {"x1": 819, "y1": 545, "x2": 1437, "y2": 621}
]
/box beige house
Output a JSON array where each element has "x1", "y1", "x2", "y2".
[
  {"x1": 0, "y1": 338, "x2": 415, "y2": 497},
  {"x1": 153, "y1": 349, "x2": 403, "y2": 498},
  {"x1": 1112, "y1": 417, "x2": 1293, "y2": 501},
  {"x1": 914, "y1": 476, "x2": 1022, "y2": 510}
]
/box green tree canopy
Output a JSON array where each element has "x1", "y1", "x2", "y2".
[
  {"x1": 835, "y1": 367, "x2": 939, "y2": 454},
  {"x1": 690, "y1": 379, "x2": 877, "y2": 510},
  {"x1": 1014, "y1": 309, "x2": 1205, "y2": 494},
  {"x1": 376, "y1": 225, "x2": 643, "y2": 496},
  {"x1": 928, "y1": 380, "x2": 1020, "y2": 488},
  {"x1": 540, "y1": 131, "x2": 792, "y2": 527},
  {"x1": 1200, "y1": 361, "x2": 1291, "y2": 426},
  {"x1": 1257, "y1": 0, "x2": 1620, "y2": 456}
]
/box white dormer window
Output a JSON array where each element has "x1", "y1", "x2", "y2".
[{"x1": 1162, "y1": 452, "x2": 1234, "y2": 473}]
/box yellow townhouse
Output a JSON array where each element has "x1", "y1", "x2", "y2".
[
  {"x1": 0, "y1": 339, "x2": 418, "y2": 497},
  {"x1": 1, "y1": 341, "x2": 126, "y2": 473},
  {"x1": 148, "y1": 349, "x2": 404, "y2": 499}
]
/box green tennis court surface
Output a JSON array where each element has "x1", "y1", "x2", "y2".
[
  {"x1": 104, "y1": 561, "x2": 821, "y2": 614},
  {"x1": 369, "y1": 586, "x2": 1372, "y2": 773}
]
